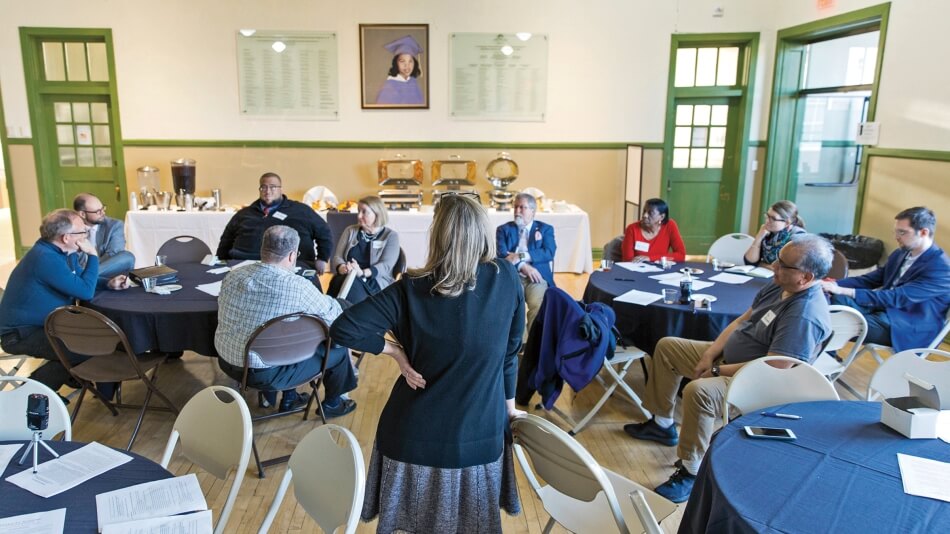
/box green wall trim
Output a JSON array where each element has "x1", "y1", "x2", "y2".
[
  {"x1": 6, "y1": 137, "x2": 33, "y2": 145},
  {"x1": 867, "y1": 147, "x2": 950, "y2": 163},
  {"x1": 749, "y1": 140, "x2": 767, "y2": 147},
  {"x1": 122, "y1": 139, "x2": 665, "y2": 150}
]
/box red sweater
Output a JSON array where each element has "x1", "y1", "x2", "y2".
[{"x1": 621, "y1": 220, "x2": 687, "y2": 262}]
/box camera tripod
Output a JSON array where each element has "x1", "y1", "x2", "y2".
[{"x1": 17, "y1": 430, "x2": 60, "y2": 473}]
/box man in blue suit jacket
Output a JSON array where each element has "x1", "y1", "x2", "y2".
[
  {"x1": 74, "y1": 193, "x2": 136, "y2": 280},
  {"x1": 822, "y1": 207, "x2": 950, "y2": 351},
  {"x1": 496, "y1": 193, "x2": 557, "y2": 331}
]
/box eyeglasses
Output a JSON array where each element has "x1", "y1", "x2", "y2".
[
  {"x1": 259, "y1": 185, "x2": 282, "y2": 191},
  {"x1": 773, "y1": 257, "x2": 800, "y2": 271},
  {"x1": 764, "y1": 213, "x2": 786, "y2": 223},
  {"x1": 82, "y1": 206, "x2": 106, "y2": 215},
  {"x1": 68, "y1": 229, "x2": 89, "y2": 236},
  {"x1": 894, "y1": 228, "x2": 915, "y2": 237}
]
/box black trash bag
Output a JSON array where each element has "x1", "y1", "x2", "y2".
[{"x1": 819, "y1": 233, "x2": 885, "y2": 269}]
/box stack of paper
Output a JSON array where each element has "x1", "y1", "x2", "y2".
[
  {"x1": 613, "y1": 288, "x2": 663, "y2": 306},
  {"x1": 617, "y1": 262, "x2": 663, "y2": 273},
  {"x1": 896, "y1": 453, "x2": 950, "y2": 503},
  {"x1": 195, "y1": 281, "x2": 222, "y2": 297},
  {"x1": 0, "y1": 509, "x2": 66, "y2": 534},
  {"x1": 709, "y1": 272, "x2": 753, "y2": 284},
  {"x1": 96, "y1": 474, "x2": 212, "y2": 533},
  {"x1": 6, "y1": 442, "x2": 133, "y2": 498}
]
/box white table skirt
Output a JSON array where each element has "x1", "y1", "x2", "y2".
[{"x1": 126, "y1": 208, "x2": 594, "y2": 273}]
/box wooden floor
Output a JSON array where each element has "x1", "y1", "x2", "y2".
[{"x1": 1, "y1": 272, "x2": 900, "y2": 533}]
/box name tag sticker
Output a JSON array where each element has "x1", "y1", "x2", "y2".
[
  {"x1": 760, "y1": 310, "x2": 777, "y2": 326},
  {"x1": 535, "y1": 231, "x2": 542, "y2": 241},
  {"x1": 272, "y1": 211, "x2": 287, "y2": 220},
  {"x1": 635, "y1": 241, "x2": 650, "y2": 252},
  {"x1": 372, "y1": 240, "x2": 385, "y2": 249}
]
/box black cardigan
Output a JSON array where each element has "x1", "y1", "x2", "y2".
[{"x1": 330, "y1": 260, "x2": 525, "y2": 468}]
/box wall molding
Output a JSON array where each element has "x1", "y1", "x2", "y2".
[
  {"x1": 866, "y1": 147, "x2": 950, "y2": 163},
  {"x1": 120, "y1": 139, "x2": 666, "y2": 150}
]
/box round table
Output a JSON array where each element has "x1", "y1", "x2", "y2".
[
  {"x1": 680, "y1": 401, "x2": 950, "y2": 533},
  {"x1": 0, "y1": 441, "x2": 172, "y2": 531},
  {"x1": 583, "y1": 262, "x2": 769, "y2": 354},
  {"x1": 86, "y1": 262, "x2": 224, "y2": 356}
]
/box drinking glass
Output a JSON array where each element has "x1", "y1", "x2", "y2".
[
  {"x1": 662, "y1": 288, "x2": 678, "y2": 304},
  {"x1": 601, "y1": 259, "x2": 614, "y2": 271},
  {"x1": 155, "y1": 255, "x2": 168, "y2": 266}
]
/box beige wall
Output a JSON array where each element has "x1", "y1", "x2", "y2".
[{"x1": 9, "y1": 144, "x2": 39, "y2": 243}]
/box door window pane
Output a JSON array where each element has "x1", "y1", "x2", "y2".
[
  {"x1": 803, "y1": 31, "x2": 879, "y2": 89},
  {"x1": 91, "y1": 103, "x2": 109, "y2": 123},
  {"x1": 674, "y1": 127, "x2": 691, "y2": 147},
  {"x1": 709, "y1": 127, "x2": 727, "y2": 147},
  {"x1": 76, "y1": 147, "x2": 95, "y2": 167},
  {"x1": 59, "y1": 147, "x2": 77, "y2": 166},
  {"x1": 75, "y1": 124, "x2": 93, "y2": 145},
  {"x1": 87, "y1": 43, "x2": 109, "y2": 81},
  {"x1": 690, "y1": 148, "x2": 708, "y2": 168},
  {"x1": 65, "y1": 42, "x2": 88, "y2": 82},
  {"x1": 72, "y1": 103, "x2": 90, "y2": 123},
  {"x1": 693, "y1": 105, "x2": 711, "y2": 126},
  {"x1": 93, "y1": 125, "x2": 110, "y2": 145},
  {"x1": 42, "y1": 42, "x2": 66, "y2": 81},
  {"x1": 675, "y1": 48, "x2": 697, "y2": 87},
  {"x1": 54, "y1": 102, "x2": 72, "y2": 122},
  {"x1": 56, "y1": 125, "x2": 75, "y2": 145},
  {"x1": 716, "y1": 47, "x2": 739, "y2": 86},
  {"x1": 672, "y1": 148, "x2": 690, "y2": 168},
  {"x1": 695, "y1": 48, "x2": 718, "y2": 86},
  {"x1": 710, "y1": 105, "x2": 729, "y2": 125},
  {"x1": 675, "y1": 105, "x2": 693, "y2": 126},
  {"x1": 691, "y1": 127, "x2": 709, "y2": 147},
  {"x1": 707, "y1": 149, "x2": 725, "y2": 168},
  {"x1": 95, "y1": 147, "x2": 112, "y2": 167}
]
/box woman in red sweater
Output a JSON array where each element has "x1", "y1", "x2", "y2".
[{"x1": 621, "y1": 198, "x2": 687, "y2": 262}]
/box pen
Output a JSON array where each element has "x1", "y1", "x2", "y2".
[
  {"x1": 614, "y1": 278, "x2": 637, "y2": 282},
  {"x1": 760, "y1": 412, "x2": 802, "y2": 420}
]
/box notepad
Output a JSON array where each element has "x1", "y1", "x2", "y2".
[{"x1": 613, "y1": 289, "x2": 663, "y2": 306}]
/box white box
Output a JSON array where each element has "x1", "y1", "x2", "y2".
[{"x1": 881, "y1": 373, "x2": 950, "y2": 439}]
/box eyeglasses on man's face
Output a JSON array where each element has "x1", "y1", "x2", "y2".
[
  {"x1": 773, "y1": 256, "x2": 800, "y2": 271},
  {"x1": 259, "y1": 185, "x2": 282, "y2": 191},
  {"x1": 83, "y1": 206, "x2": 106, "y2": 215},
  {"x1": 68, "y1": 229, "x2": 89, "y2": 236}
]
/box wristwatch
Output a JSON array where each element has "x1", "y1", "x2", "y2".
[
  {"x1": 518, "y1": 252, "x2": 527, "y2": 261},
  {"x1": 711, "y1": 365, "x2": 721, "y2": 377}
]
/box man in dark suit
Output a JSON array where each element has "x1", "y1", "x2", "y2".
[
  {"x1": 822, "y1": 206, "x2": 950, "y2": 351},
  {"x1": 496, "y1": 192, "x2": 557, "y2": 331},
  {"x1": 74, "y1": 193, "x2": 135, "y2": 280}
]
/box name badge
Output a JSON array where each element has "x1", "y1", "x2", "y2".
[
  {"x1": 372, "y1": 240, "x2": 385, "y2": 249},
  {"x1": 535, "y1": 231, "x2": 542, "y2": 241},
  {"x1": 760, "y1": 310, "x2": 777, "y2": 326},
  {"x1": 635, "y1": 241, "x2": 650, "y2": 252},
  {"x1": 272, "y1": 211, "x2": 287, "y2": 221}
]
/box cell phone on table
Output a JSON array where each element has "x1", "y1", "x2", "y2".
[
  {"x1": 301, "y1": 269, "x2": 317, "y2": 277},
  {"x1": 743, "y1": 426, "x2": 796, "y2": 441}
]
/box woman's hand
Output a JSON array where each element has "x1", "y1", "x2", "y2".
[
  {"x1": 384, "y1": 341, "x2": 426, "y2": 390},
  {"x1": 632, "y1": 255, "x2": 650, "y2": 263},
  {"x1": 506, "y1": 399, "x2": 526, "y2": 420},
  {"x1": 347, "y1": 259, "x2": 362, "y2": 276},
  {"x1": 755, "y1": 224, "x2": 770, "y2": 241},
  {"x1": 337, "y1": 263, "x2": 349, "y2": 275}
]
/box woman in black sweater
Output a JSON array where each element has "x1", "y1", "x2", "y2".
[{"x1": 330, "y1": 194, "x2": 525, "y2": 533}]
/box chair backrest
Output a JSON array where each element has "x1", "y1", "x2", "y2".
[
  {"x1": 161, "y1": 386, "x2": 252, "y2": 534},
  {"x1": 326, "y1": 212, "x2": 359, "y2": 250},
  {"x1": 603, "y1": 236, "x2": 624, "y2": 262},
  {"x1": 258, "y1": 424, "x2": 365, "y2": 534},
  {"x1": 706, "y1": 233, "x2": 754, "y2": 265},
  {"x1": 393, "y1": 247, "x2": 407, "y2": 279},
  {"x1": 866, "y1": 349, "x2": 950, "y2": 401},
  {"x1": 824, "y1": 305, "x2": 869, "y2": 369},
  {"x1": 244, "y1": 313, "x2": 330, "y2": 375},
  {"x1": 724, "y1": 356, "x2": 839, "y2": 423},
  {"x1": 512, "y1": 414, "x2": 658, "y2": 534},
  {"x1": 828, "y1": 250, "x2": 849, "y2": 279},
  {"x1": 157, "y1": 235, "x2": 212, "y2": 264},
  {"x1": 927, "y1": 308, "x2": 950, "y2": 349},
  {"x1": 0, "y1": 377, "x2": 72, "y2": 440},
  {"x1": 45, "y1": 305, "x2": 148, "y2": 378}
]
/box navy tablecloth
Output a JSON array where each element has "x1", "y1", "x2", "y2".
[
  {"x1": 680, "y1": 401, "x2": 950, "y2": 533},
  {"x1": 583, "y1": 262, "x2": 768, "y2": 354},
  {"x1": 86, "y1": 262, "x2": 224, "y2": 356},
  {"x1": 0, "y1": 441, "x2": 172, "y2": 532}
]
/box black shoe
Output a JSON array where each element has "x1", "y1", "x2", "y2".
[
  {"x1": 321, "y1": 398, "x2": 357, "y2": 419},
  {"x1": 279, "y1": 392, "x2": 311, "y2": 413},
  {"x1": 623, "y1": 418, "x2": 679, "y2": 446},
  {"x1": 654, "y1": 466, "x2": 697, "y2": 503}
]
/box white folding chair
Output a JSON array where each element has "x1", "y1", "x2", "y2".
[
  {"x1": 512, "y1": 414, "x2": 676, "y2": 534},
  {"x1": 866, "y1": 348, "x2": 950, "y2": 401},
  {"x1": 811, "y1": 305, "x2": 868, "y2": 398},
  {"x1": 559, "y1": 345, "x2": 651, "y2": 435},
  {"x1": 258, "y1": 424, "x2": 365, "y2": 534},
  {"x1": 160, "y1": 386, "x2": 252, "y2": 534},
  {"x1": 0, "y1": 288, "x2": 30, "y2": 379},
  {"x1": 0, "y1": 376, "x2": 72, "y2": 440},
  {"x1": 856, "y1": 308, "x2": 950, "y2": 365},
  {"x1": 723, "y1": 356, "x2": 840, "y2": 424},
  {"x1": 706, "y1": 233, "x2": 754, "y2": 265}
]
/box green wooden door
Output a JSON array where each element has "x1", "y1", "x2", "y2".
[{"x1": 666, "y1": 97, "x2": 740, "y2": 252}]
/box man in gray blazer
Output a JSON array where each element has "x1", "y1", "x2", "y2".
[{"x1": 74, "y1": 193, "x2": 135, "y2": 280}]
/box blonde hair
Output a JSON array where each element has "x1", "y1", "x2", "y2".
[
  {"x1": 771, "y1": 200, "x2": 805, "y2": 229},
  {"x1": 408, "y1": 195, "x2": 496, "y2": 297},
  {"x1": 358, "y1": 195, "x2": 389, "y2": 227}
]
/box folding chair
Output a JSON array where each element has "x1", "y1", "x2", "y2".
[
  {"x1": 856, "y1": 307, "x2": 950, "y2": 365},
  {"x1": 239, "y1": 312, "x2": 332, "y2": 478},
  {"x1": 0, "y1": 287, "x2": 30, "y2": 379},
  {"x1": 258, "y1": 425, "x2": 365, "y2": 534},
  {"x1": 45, "y1": 305, "x2": 179, "y2": 450},
  {"x1": 866, "y1": 348, "x2": 950, "y2": 401},
  {"x1": 723, "y1": 356, "x2": 839, "y2": 424},
  {"x1": 157, "y1": 235, "x2": 212, "y2": 263},
  {"x1": 512, "y1": 414, "x2": 677, "y2": 534},
  {"x1": 0, "y1": 376, "x2": 72, "y2": 440},
  {"x1": 811, "y1": 305, "x2": 868, "y2": 398},
  {"x1": 161, "y1": 386, "x2": 252, "y2": 534},
  {"x1": 706, "y1": 233, "x2": 754, "y2": 265}
]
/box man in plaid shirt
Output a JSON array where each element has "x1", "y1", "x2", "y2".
[{"x1": 215, "y1": 225, "x2": 357, "y2": 416}]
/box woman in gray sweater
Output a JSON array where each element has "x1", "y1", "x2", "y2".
[{"x1": 327, "y1": 195, "x2": 400, "y2": 303}]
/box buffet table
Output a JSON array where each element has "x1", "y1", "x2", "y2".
[{"x1": 128, "y1": 208, "x2": 594, "y2": 273}]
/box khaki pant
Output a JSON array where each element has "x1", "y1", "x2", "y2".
[
  {"x1": 522, "y1": 277, "x2": 547, "y2": 334},
  {"x1": 642, "y1": 337, "x2": 730, "y2": 467}
]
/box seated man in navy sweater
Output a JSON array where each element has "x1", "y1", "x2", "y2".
[{"x1": 0, "y1": 209, "x2": 130, "y2": 391}]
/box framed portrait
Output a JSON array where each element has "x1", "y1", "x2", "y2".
[{"x1": 360, "y1": 24, "x2": 429, "y2": 109}]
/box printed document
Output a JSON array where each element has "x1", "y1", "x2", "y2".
[
  {"x1": 97, "y1": 474, "x2": 208, "y2": 531},
  {"x1": 897, "y1": 453, "x2": 950, "y2": 503},
  {"x1": 0, "y1": 508, "x2": 66, "y2": 534},
  {"x1": 101, "y1": 510, "x2": 213, "y2": 534},
  {"x1": 6, "y1": 441, "x2": 132, "y2": 498}
]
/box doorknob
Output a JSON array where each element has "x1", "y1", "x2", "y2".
[{"x1": 115, "y1": 185, "x2": 121, "y2": 202}]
